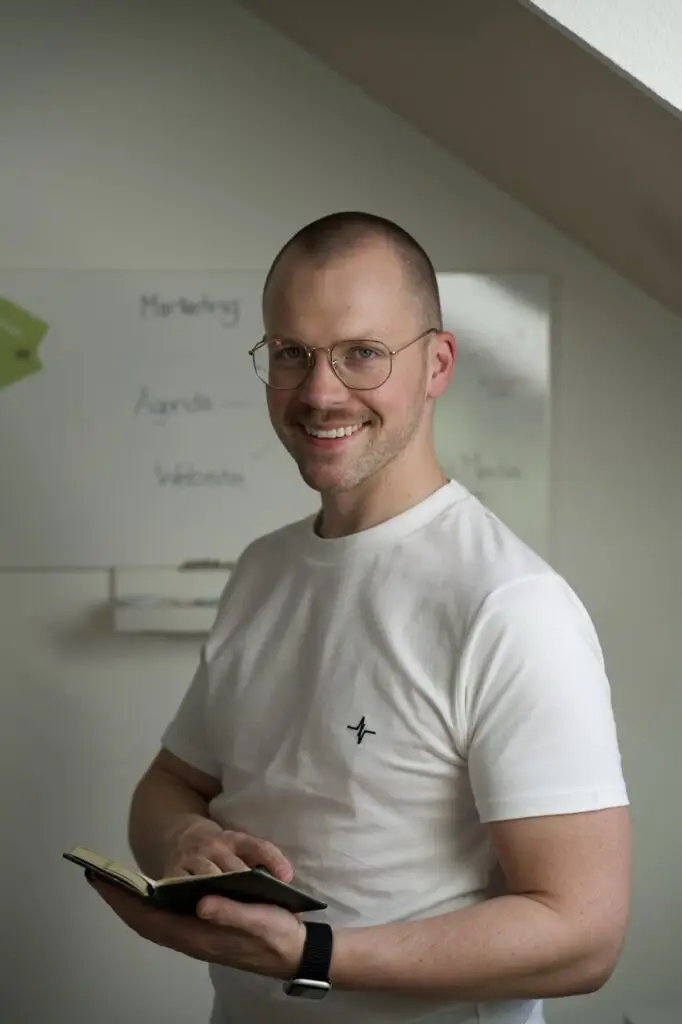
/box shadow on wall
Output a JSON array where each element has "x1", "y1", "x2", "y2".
[
  {"x1": 0, "y1": 673, "x2": 110, "y2": 1020},
  {"x1": 1, "y1": 653, "x2": 212, "y2": 1023}
]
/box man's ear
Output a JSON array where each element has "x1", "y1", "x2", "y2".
[{"x1": 426, "y1": 331, "x2": 456, "y2": 399}]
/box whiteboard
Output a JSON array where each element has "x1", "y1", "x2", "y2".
[{"x1": 0, "y1": 271, "x2": 550, "y2": 568}]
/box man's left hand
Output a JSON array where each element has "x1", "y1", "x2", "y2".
[{"x1": 87, "y1": 875, "x2": 306, "y2": 979}]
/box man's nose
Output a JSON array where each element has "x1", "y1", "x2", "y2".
[{"x1": 297, "y1": 349, "x2": 349, "y2": 407}]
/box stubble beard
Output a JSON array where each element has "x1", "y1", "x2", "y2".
[{"x1": 287, "y1": 386, "x2": 428, "y2": 496}]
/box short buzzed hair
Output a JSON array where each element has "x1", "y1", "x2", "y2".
[{"x1": 263, "y1": 211, "x2": 443, "y2": 330}]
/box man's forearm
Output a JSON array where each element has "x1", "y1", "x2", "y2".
[
  {"x1": 127, "y1": 767, "x2": 220, "y2": 878},
  {"x1": 331, "y1": 893, "x2": 615, "y2": 1002}
]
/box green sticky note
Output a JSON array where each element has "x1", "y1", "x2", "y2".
[{"x1": 0, "y1": 297, "x2": 49, "y2": 391}]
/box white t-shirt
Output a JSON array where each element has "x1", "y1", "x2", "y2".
[{"x1": 161, "y1": 480, "x2": 628, "y2": 1024}]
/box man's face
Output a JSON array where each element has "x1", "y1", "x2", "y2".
[{"x1": 262, "y1": 240, "x2": 453, "y2": 496}]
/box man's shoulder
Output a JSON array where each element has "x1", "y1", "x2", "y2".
[
  {"x1": 425, "y1": 491, "x2": 556, "y2": 605},
  {"x1": 233, "y1": 514, "x2": 315, "y2": 565},
  {"x1": 439, "y1": 500, "x2": 596, "y2": 648},
  {"x1": 208, "y1": 514, "x2": 314, "y2": 615}
]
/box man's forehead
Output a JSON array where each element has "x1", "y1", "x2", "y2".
[
  {"x1": 267, "y1": 239, "x2": 408, "y2": 296},
  {"x1": 265, "y1": 262, "x2": 417, "y2": 332},
  {"x1": 264, "y1": 298, "x2": 407, "y2": 343}
]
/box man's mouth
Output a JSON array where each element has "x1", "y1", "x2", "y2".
[{"x1": 302, "y1": 423, "x2": 365, "y2": 439}]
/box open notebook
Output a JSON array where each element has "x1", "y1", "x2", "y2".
[{"x1": 63, "y1": 845, "x2": 327, "y2": 915}]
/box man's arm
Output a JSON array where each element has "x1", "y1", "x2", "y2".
[
  {"x1": 128, "y1": 747, "x2": 223, "y2": 878},
  {"x1": 330, "y1": 805, "x2": 631, "y2": 1000}
]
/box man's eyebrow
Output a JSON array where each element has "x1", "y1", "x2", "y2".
[{"x1": 271, "y1": 331, "x2": 386, "y2": 345}]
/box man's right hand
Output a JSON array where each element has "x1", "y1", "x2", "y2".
[{"x1": 163, "y1": 818, "x2": 294, "y2": 883}]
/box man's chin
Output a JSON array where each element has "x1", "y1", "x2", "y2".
[
  {"x1": 294, "y1": 459, "x2": 352, "y2": 495},
  {"x1": 297, "y1": 467, "x2": 343, "y2": 494}
]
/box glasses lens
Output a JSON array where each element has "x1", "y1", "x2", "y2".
[
  {"x1": 252, "y1": 338, "x2": 393, "y2": 389},
  {"x1": 253, "y1": 340, "x2": 310, "y2": 389},
  {"x1": 332, "y1": 340, "x2": 391, "y2": 388}
]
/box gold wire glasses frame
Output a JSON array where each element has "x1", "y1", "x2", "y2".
[{"x1": 248, "y1": 328, "x2": 438, "y2": 391}]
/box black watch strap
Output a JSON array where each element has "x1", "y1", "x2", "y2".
[{"x1": 296, "y1": 921, "x2": 333, "y2": 982}]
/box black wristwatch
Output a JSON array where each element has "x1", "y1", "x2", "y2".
[{"x1": 283, "y1": 921, "x2": 333, "y2": 999}]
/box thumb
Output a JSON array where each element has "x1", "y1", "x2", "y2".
[{"x1": 196, "y1": 895, "x2": 251, "y2": 927}]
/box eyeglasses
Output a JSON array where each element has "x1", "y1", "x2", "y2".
[{"x1": 248, "y1": 328, "x2": 437, "y2": 391}]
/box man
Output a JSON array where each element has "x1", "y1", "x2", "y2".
[{"x1": 90, "y1": 212, "x2": 631, "y2": 1024}]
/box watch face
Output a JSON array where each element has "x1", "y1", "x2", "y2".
[{"x1": 283, "y1": 979, "x2": 331, "y2": 999}]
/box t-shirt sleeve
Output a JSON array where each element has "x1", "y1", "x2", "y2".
[
  {"x1": 456, "y1": 572, "x2": 629, "y2": 823},
  {"x1": 159, "y1": 556, "x2": 253, "y2": 779},
  {"x1": 160, "y1": 644, "x2": 222, "y2": 780}
]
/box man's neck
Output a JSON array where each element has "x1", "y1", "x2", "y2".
[{"x1": 316, "y1": 458, "x2": 449, "y2": 540}]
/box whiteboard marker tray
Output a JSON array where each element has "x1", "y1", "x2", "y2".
[
  {"x1": 113, "y1": 601, "x2": 219, "y2": 634},
  {"x1": 111, "y1": 567, "x2": 231, "y2": 634}
]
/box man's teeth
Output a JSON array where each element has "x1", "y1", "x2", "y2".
[{"x1": 304, "y1": 424, "x2": 364, "y2": 439}]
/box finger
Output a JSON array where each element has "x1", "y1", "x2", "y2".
[
  {"x1": 196, "y1": 894, "x2": 263, "y2": 928},
  {"x1": 196, "y1": 844, "x2": 251, "y2": 874},
  {"x1": 233, "y1": 835, "x2": 294, "y2": 882},
  {"x1": 174, "y1": 854, "x2": 238, "y2": 877}
]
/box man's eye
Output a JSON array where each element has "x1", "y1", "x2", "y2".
[{"x1": 273, "y1": 346, "x2": 305, "y2": 361}]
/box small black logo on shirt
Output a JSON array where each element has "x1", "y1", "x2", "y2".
[{"x1": 347, "y1": 716, "x2": 376, "y2": 744}]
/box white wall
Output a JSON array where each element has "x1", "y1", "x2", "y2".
[
  {"x1": 2, "y1": 1, "x2": 681, "y2": 1022},
  {"x1": 525, "y1": 0, "x2": 682, "y2": 113}
]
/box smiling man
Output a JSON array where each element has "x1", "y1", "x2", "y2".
[
  {"x1": 91, "y1": 212, "x2": 631, "y2": 1024},
  {"x1": 256, "y1": 226, "x2": 446, "y2": 525}
]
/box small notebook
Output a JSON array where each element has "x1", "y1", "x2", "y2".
[{"x1": 63, "y1": 845, "x2": 327, "y2": 915}]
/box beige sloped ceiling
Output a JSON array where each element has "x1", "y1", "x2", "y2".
[{"x1": 237, "y1": 0, "x2": 682, "y2": 318}]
